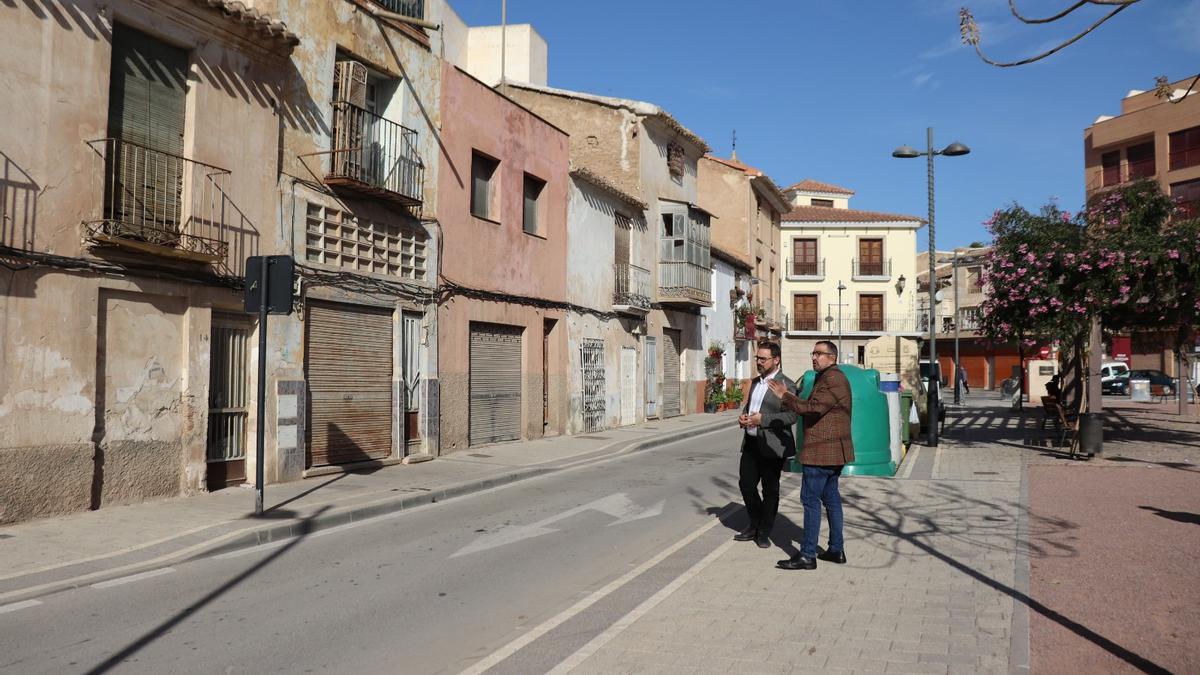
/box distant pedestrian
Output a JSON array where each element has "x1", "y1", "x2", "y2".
[
  {"x1": 767, "y1": 340, "x2": 854, "y2": 570},
  {"x1": 1047, "y1": 373, "x2": 1061, "y2": 399},
  {"x1": 958, "y1": 365, "x2": 970, "y2": 395},
  {"x1": 736, "y1": 342, "x2": 798, "y2": 549}
]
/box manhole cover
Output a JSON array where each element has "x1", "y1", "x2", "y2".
[
  {"x1": 469, "y1": 453, "x2": 493, "y2": 458},
  {"x1": 974, "y1": 471, "x2": 999, "y2": 475},
  {"x1": 575, "y1": 435, "x2": 611, "y2": 440}
]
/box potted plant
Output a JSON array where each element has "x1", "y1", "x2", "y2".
[
  {"x1": 706, "y1": 386, "x2": 727, "y2": 413},
  {"x1": 727, "y1": 383, "x2": 745, "y2": 410}
]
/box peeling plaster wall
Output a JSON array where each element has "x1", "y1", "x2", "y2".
[
  {"x1": 0, "y1": 0, "x2": 289, "y2": 523},
  {"x1": 501, "y1": 88, "x2": 641, "y2": 200}
]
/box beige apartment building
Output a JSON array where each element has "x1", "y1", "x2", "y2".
[
  {"x1": 1083, "y1": 75, "x2": 1200, "y2": 375},
  {"x1": 777, "y1": 180, "x2": 924, "y2": 374}
]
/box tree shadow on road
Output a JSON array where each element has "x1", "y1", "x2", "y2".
[
  {"x1": 84, "y1": 506, "x2": 331, "y2": 675},
  {"x1": 843, "y1": 480, "x2": 1170, "y2": 674}
]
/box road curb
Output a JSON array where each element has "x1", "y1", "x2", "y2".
[{"x1": 0, "y1": 415, "x2": 737, "y2": 606}]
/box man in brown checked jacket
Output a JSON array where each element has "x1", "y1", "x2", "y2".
[{"x1": 766, "y1": 340, "x2": 854, "y2": 570}]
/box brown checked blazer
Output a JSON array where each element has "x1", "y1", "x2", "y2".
[{"x1": 779, "y1": 365, "x2": 855, "y2": 466}]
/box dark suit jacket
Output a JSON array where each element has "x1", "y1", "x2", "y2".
[
  {"x1": 742, "y1": 371, "x2": 798, "y2": 459},
  {"x1": 779, "y1": 365, "x2": 855, "y2": 466}
]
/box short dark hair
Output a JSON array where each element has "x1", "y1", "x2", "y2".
[
  {"x1": 757, "y1": 341, "x2": 781, "y2": 359},
  {"x1": 816, "y1": 340, "x2": 838, "y2": 357}
]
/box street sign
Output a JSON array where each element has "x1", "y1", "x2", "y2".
[
  {"x1": 244, "y1": 255, "x2": 295, "y2": 315},
  {"x1": 243, "y1": 255, "x2": 295, "y2": 516}
]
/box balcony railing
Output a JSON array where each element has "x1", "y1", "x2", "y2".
[
  {"x1": 790, "y1": 312, "x2": 922, "y2": 334},
  {"x1": 371, "y1": 0, "x2": 424, "y2": 19},
  {"x1": 852, "y1": 258, "x2": 891, "y2": 279},
  {"x1": 919, "y1": 308, "x2": 984, "y2": 333},
  {"x1": 658, "y1": 260, "x2": 712, "y2": 305},
  {"x1": 787, "y1": 258, "x2": 825, "y2": 279},
  {"x1": 84, "y1": 138, "x2": 239, "y2": 265},
  {"x1": 614, "y1": 263, "x2": 651, "y2": 312},
  {"x1": 328, "y1": 101, "x2": 424, "y2": 207}
]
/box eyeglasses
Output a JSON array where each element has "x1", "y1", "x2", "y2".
[
  {"x1": 755, "y1": 356, "x2": 777, "y2": 361},
  {"x1": 811, "y1": 351, "x2": 834, "y2": 357}
]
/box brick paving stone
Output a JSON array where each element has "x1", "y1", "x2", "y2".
[{"x1": 885, "y1": 661, "x2": 950, "y2": 674}]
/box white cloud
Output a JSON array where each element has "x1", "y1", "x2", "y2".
[{"x1": 913, "y1": 72, "x2": 935, "y2": 87}]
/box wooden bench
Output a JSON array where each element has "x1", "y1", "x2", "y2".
[{"x1": 1039, "y1": 396, "x2": 1080, "y2": 455}]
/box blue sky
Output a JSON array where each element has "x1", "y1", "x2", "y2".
[{"x1": 450, "y1": 0, "x2": 1199, "y2": 249}]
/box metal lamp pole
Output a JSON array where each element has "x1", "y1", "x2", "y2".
[
  {"x1": 893, "y1": 128, "x2": 970, "y2": 447},
  {"x1": 953, "y1": 249, "x2": 961, "y2": 405}
]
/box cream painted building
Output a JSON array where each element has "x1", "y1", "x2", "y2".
[
  {"x1": 441, "y1": 5, "x2": 547, "y2": 87},
  {"x1": 778, "y1": 179, "x2": 924, "y2": 374}
]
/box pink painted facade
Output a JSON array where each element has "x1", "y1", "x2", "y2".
[{"x1": 436, "y1": 63, "x2": 570, "y2": 451}]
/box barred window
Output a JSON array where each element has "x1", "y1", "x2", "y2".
[{"x1": 306, "y1": 203, "x2": 427, "y2": 280}]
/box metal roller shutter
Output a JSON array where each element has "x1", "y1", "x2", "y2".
[
  {"x1": 307, "y1": 301, "x2": 394, "y2": 466},
  {"x1": 470, "y1": 323, "x2": 523, "y2": 445},
  {"x1": 662, "y1": 329, "x2": 682, "y2": 417}
]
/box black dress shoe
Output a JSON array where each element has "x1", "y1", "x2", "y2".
[
  {"x1": 776, "y1": 554, "x2": 817, "y2": 570},
  {"x1": 755, "y1": 531, "x2": 771, "y2": 548},
  {"x1": 733, "y1": 527, "x2": 757, "y2": 542},
  {"x1": 817, "y1": 548, "x2": 847, "y2": 564}
]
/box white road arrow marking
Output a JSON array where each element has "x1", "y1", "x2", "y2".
[{"x1": 450, "y1": 493, "x2": 664, "y2": 558}]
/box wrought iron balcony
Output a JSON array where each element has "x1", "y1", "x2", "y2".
[
  {"x1": 613, "y1": 263, "x2": 651, "y2": 313},
  {"x1": 83, "y1": 138, "x2": 235, "y2": 265},
  {"x1": 789, "y1": 312, "x2": 922, "y2": 334},
  {"x1": 657, "y1": 260, "x2": 712, "y2": 305},
  {"x1": 786, "y1": 258, "x2": 825, "y2": 280},
  {"x1": 852, "y1": 258, "x2": 892, "y2": 279},
  {"x1": 371, "y1": 0, "x2": 424, "y2": 19},
  {"x1": 327, "y1": 101, "x2": 424, "y2": 207}
]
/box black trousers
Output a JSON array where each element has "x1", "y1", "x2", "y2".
[{"x1": 739, "y1": 437, "x2": 785, "y2": 534}]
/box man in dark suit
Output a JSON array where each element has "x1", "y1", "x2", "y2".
[
  {"x1": 736, "y1": 341, "x2": 798, "y2": 549},
  {"x1": 767, "y1": 340, "x2": 854, "y2": 570}
]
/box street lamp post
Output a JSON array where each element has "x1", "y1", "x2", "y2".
[
  {"x1": 953, "y1": 249, "x2": 961, "y2": 405},
  {"x1": 893, "y1": 128, "x2": 970, "y2": 448},
  {"x1": 837, "y1": 281, "x2": 846, "y2": 360}
]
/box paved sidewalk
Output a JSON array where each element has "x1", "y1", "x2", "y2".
[
  {"x1": 556, "y1": 409, "x2": 1029, "y2": 675},
  {"x1": 0, "y1": 410, "x2": 739, "y2": 605}
]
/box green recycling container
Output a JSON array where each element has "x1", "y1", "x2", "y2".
[
  {"x1": 899, "y1": 391, "x2": 913, "y2": 446},
  {"x1": 784, "y1": 365, "x2": 896, "y2": 476}
]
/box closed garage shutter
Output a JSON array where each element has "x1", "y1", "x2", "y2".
[
  {"x1": 470, "y1": 323, "x2": 523, "y2": 445},
  {"x1": 960, "y1": 354, "x2": 988, "y2": 389},
  {"x1": 307, "y1": 301, "x2": 394, "y2": 466},
  {"x1": 993, "y1": 353, "x2": 1023, "y2": 391},
  {"x1": 662, "y1": 328, "x2": 682, "y2": 418}
]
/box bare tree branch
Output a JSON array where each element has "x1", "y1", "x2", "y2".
[
  {"x1": 1008, "y1": 0, "x2": 1091, "y2": 25},
  {"x1": 960, "y1": 2, "x2": 1137, "y2": 68}
]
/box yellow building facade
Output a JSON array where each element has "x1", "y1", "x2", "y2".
[{"x1": 777, "y1": 179, "x2": 924, "y2": 374}]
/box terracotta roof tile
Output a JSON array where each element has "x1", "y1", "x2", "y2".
[
  {"x1": 784, "y1": 178, "x2": 855, "y2": 195},
  {"x1": 782, "y1": 205, "x2": 924, "y2": 223},
  {"x1": 193, "y1": 0, "x2": 300, "y2": 47}
]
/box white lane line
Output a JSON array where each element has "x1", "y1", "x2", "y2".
[
  {"x1": 0, "y1": 599, "x2": 42, "y2": 614},
  {"x1": 458, "y1": 503, "x2": 738, "y2": 675},
  {"x1": 900, "y1": 445, "x2": 921, "y2": 479},
  {"x1": 931, "y1": 445, "x2": 944, "y2": 480},
  {"x1": 548, "y1": 539, "x2": 736, "y2": 674},
  {"x1": 90, "y1": 567, "x2": 175, "y2": 589}
]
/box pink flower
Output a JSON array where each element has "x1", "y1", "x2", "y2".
[{"x1": 1167, "y1": 249, "x2": 1180, "y2": 259}]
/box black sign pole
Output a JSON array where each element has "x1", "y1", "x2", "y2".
[{"x1": 254, "y1": 258, "x2": 270, "y2": 516}]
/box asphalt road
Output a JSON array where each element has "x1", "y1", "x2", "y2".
[{"x1": 0, "y1": 425, "x2": 761, "y2": 675}]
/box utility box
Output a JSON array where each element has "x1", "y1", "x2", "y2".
[
  {"x1": 1130, "y1": 378, "x2": 1151, "y2": 402},
  {"x1": 1026, "y1": 359, "x2": 1058, "y2": 400}
]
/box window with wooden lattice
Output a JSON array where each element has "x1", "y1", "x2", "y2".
[
  {"x1": 666, "y1": 142, "x2": 685, "y2": 179},
  {"x1": 305, "y1": 202, "x2": 427, "y2": 280}
]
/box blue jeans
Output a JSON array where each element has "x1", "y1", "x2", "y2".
[{"x1": 800, "y1": 465, "x2": 845, "y2": 559}]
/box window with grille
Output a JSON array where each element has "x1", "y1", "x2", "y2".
[
  {"x1": 811, "y1": 198, "x2": 834, "y2": 207},
  {"x1": 1127, "y1": 141, "x2": 1155, "y2": 180},
  {"x1": 306, "y1": 202, "x2": 427, "y2": 280}
]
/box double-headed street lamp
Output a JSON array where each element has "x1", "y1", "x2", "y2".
[{"x1": 893, "y1": 128, "x2": 970, "y2": 448}]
